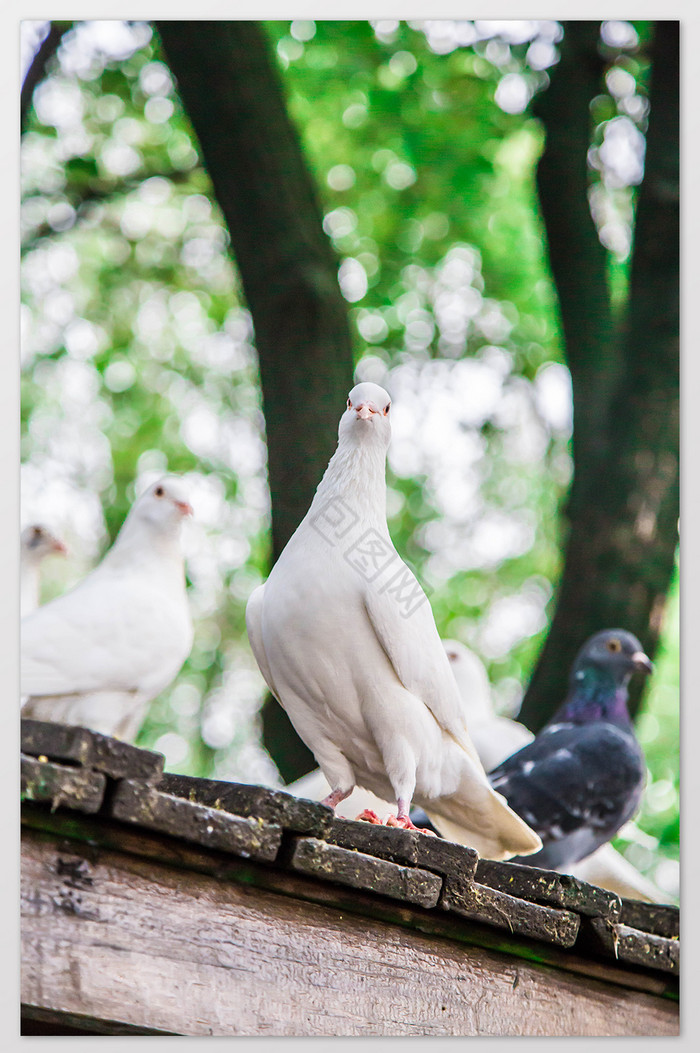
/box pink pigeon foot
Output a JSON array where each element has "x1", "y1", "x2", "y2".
[
  {"x1": 383, "y1": 808, "x2": 437, "y2": 833},
  {"x1": 356, "y1": 809, "x2": 382, "y2": 824},
  {"x1": 321, "y1": 788, "x2": 352, "y2": 810}
]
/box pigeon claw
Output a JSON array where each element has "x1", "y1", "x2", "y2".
[
  {"x1": 356, "y1": 809, "x2": 382, "y2": 824},
  {"x1": 385, "y1": 814, "x2": 437, "y2": 836}
]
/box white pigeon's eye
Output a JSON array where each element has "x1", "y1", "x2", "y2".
[
  {"x1": 154, "y1": 486, "x2": 165, "y2": 498},
  {"x1": 347, "y1": 398, "x2": 352, "y2": 409},
  {"x1": 383, "y1": 403, "x2": 391, "y2": 416}
]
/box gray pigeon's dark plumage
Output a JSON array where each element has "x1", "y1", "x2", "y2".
[{"x1": 487, "y1": 629, "x2": 652, "y2": 870}]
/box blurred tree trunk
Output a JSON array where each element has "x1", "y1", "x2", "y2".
[
  {"x1": 21, "y1": 22, "x2": 70, "y2": 133},
  {"x1": 157, "y1": 20, "x2": 355, "y2": 780},
  {"x1": 520, "y1": 21, "x2": 679, "y2": 731}
]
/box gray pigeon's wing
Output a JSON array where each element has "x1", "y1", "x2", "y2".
[{"x1": 489, "y1": 723, "x2": 646, "y2": 862}]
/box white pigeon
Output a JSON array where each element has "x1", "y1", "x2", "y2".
[
  {"x1": 442, "y1": 639, "x2": 534, "y2": 773},
  {"x1": 21, "y1": 476, "x2": 194, "y2": 742},
  {"x1": 20, "y1": 523, "x2": 67, "y2": 617},
  {"x1": 442, "y1": 640, "x2": 666, "y2": 902},
  {"x1": 247, "y1": 381, "x2": 541, "y2": 860}
]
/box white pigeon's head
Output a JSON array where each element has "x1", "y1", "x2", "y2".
[
  {"x1": 339, "y1": 382, "x2": 392, "y2": 448},
  {"x1": 443, "y1": 639, "x2": 494, "y2": 725},
  {"x1": 130, "y1": 476, "x2": 194, "y2": 533},
  {"x1": 20, "y1": 524, "x2": 67, "y2": 565}
]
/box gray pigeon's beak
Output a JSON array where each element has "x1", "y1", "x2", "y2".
[
  {"x1": 356, "y1": 403, "x2": 376, "y2": 420},
  {"x1": 631, "y1": 651, "x2": 654, "y2": 675}
]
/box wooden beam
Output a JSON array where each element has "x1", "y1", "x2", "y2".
[
  {"x1": 20, "y1": 806, "x2": 678, "y2": 1000},
  {"x1": 21, "y1": 829, "x2": 678, "y2": 1036}
]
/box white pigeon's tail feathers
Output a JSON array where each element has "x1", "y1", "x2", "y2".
[{"x1": 423, "y1": 785, "x2": 542, "y2": 861}]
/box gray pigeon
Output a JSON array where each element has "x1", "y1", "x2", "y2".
[{"x1": 489, "y1": 629, "x2": 652, "y2": 870}]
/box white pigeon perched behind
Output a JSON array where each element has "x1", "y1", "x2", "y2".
[
  {"x1": 442, "y1": 639, "x2": 534, "y2": 772},
  {"x1": 567, "y1": 841, "x2": 666, "y2": 902},
  {"x1": 21, "y1": 476, "x2": 194, "y2": 742},
  {"x1": 247, "y1": 381, "x2": 541, "y2": 860},
  {"x1": 20, "y1": 524, "x2": 67, "y2": 617}
]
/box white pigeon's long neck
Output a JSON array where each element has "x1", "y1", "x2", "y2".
[
  {"x1": 103, "y1": 517, "x2": 185, "y2": 579},
  {"x1": 310, "y1": 434, "x2": 388, "y2": 530}
]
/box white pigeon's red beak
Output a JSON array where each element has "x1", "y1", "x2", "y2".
[
  {"x1": 355, "y1": 403, "x2": 377, "y2": 420},
  {"x1": 174, "y1": 500, "x2": 194, "y2": 518},
  {"x1": 52, "y1": 539, "x2": 68, "y2": 556}
]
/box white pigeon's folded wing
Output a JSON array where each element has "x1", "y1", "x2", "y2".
[
  {"x1": 363, "y1": 568, "x2": 481, "y2": 765},
  {"x1": 21, "y1": 574, "x2": 163, "y2": 698},
  {"x1": 245, "y1": 583, "x2": 281, "y2": 701}
]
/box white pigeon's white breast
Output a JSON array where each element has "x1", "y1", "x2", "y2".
[
  {"x1": 119, "y1": 570, "x2": 193, "y2": 696},
  {"x1": 260, "y1": 530, "x2": 395, "y2": 745}
]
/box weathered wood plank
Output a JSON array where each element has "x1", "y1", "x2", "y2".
[
  {"x1": 475, "y1": 859, "x2": 621, "y2": 919},
  {"x1": 21, "y1": 719, "x2": 164, "y2": 783},
  {"x1": 110, "y1": 780, "x2": 282, "y2": 862},
  {"x1": 21, "y1": 755, "x2": 106, "y2": 814},
  {"x1": 285, "y1": 836, "x2": 443, "y2": 908},
  {"x1": 619, "y1": 899, "x2": 679, "y2": 939},
  {"x1": 441, "y1": 876, "x2": 580, "y2": 949},
  {"x1": 21, "y1": 830, "x2": 678, "y2": 1036},
  {"x1": 327, "y1": 816, "x2": 478, "y2": 879},
  {"x1": 159, "y1": 773, "x2": 333, "y2": 836},
  {"x1": 580, "y1": 918, "x2": 680, "y2": 976}
]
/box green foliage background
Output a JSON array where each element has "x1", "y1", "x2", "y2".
[{"x1": 20, "y1": 19, "x2": 678, "y2": 898}]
